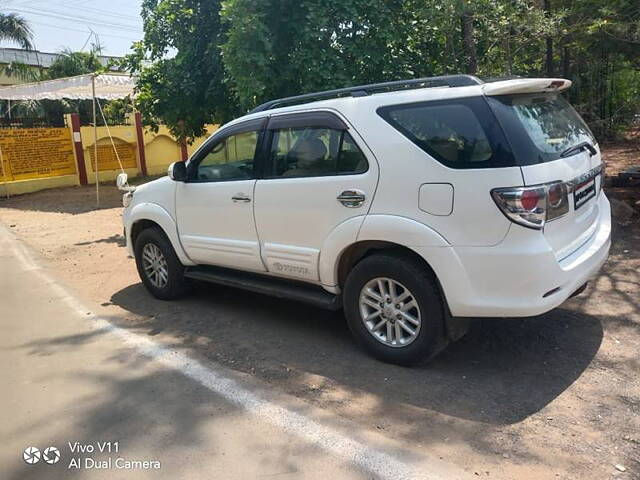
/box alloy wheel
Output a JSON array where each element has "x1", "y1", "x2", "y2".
[
  {"x1": 358, "y1": 277, "x2": 421, "y2": 347},
  {"x1": 142, "y1": 243, "x2": 169, "y2": 289}
]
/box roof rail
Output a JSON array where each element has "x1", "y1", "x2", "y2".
[{"x1": 250, "y1": 74, "x2": 483, "y2": 113}]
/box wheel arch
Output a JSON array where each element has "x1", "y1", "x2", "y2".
[
  {"x1": 337, "y1": 241, "x2": 437, "y2": 290},
  {"x1": 337, "y1": 240, "x2": 467, "y2": 342},
  {"x1": 127, "y1": 202, "x2": 195, "y2": 266},
  {"x1": 320, "y1": 214, "x2": 450, "y2": 289},
  {"x1": 130, "y1": 219, "x2": 161, "y2": 247}
]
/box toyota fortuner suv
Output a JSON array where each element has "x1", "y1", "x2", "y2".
[{"x1": 119, "y1": 75, "x2": 611, "y2": 365}]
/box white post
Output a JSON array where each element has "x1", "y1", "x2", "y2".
[
  {"x1": 0, "y1": 145, "x2": 9, "y2": 199},
  {"x1": 92, "y1": 74, "x2": 99, "y2": 207}
]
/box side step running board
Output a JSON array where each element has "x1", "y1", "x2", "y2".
[{"x1": 184, "y1": 266, "x2": 342, "y2": 311}]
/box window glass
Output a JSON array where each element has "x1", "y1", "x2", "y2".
[
  {"x1": 506, "y1": 95, "x2": 593, "y2": 154},
  {"x1": 384, "y1": 103, "x2": 493, "y2": 165},
  {"x1": 486, "y1": 94, "x2": 596, "y2": 165},
  {"x1": 269, "y1": 127, "x2": 368, "y2": 178},
  {"x1": 338, "y1": 134, "x2": 369, "y2": 173},
  {"x1": 196, "y1": 131, "x2": 258, "y2": 181}
]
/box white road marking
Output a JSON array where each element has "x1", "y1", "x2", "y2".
[{"x1": 2, "y1": 227, "x2": 464, "y2": 480}]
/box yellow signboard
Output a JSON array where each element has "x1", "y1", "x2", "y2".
[
  {"x1": 0, "y1": 128, "x2": 77, "y2": 181},
  {"x1": 90, "y1": 143, "x2": 137, "y2": 171}
]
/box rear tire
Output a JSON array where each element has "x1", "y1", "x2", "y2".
[
  {"x1": 343, "y1": 252, "x2": 447, "y2": 366},
  {"x1": 134, "y1": 227, "x2": 189, "y2": 300}
]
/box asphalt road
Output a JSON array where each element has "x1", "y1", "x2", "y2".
[{"x1": 0, "y1": 225, "x2": 465, "y2": 480}]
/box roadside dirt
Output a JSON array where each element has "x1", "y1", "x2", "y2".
[
  {"x1": 601, "y1": 138, "x2": 640, "y2": 179},
  {"x1": 1, "y1": 147, "x2": 639, "y2": 480}
]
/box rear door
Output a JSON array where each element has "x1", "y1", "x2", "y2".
[
  {"x1": 487, "y1": 93, "x2": 603, "y2": 260},
  {"x1": 253, "y1": 111, "x2": 378, "y2": 283},
  {"x1": 375, "y1": 95, "x2": 524, "y2": 247}
]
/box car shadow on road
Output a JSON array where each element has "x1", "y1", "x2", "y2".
[{"x1": 109, "y1": 281, "x2": 604, "y2": 428}]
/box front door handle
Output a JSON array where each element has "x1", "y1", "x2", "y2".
[
  {"x1": 231, "y1": 194, "x2": 251, "y2": 203},
  {"x1": 337, "y1": 190, "x2": 366, "y2": 208}
]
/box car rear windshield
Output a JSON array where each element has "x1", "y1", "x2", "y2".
[
  {"x1": 377, "y1": 96, "x2": 516, "y2": 169},
  {"x1": 486, "y1": 93, "x2": 596, "y2": 165}
]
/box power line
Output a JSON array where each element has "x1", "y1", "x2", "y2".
[
  {"x1": 6, "y1": 0, "x2": 140, "y2": 21},
  {"x1": 8, "y1": 7, "x2": 142, "y2": 32},
  {"x1": 27, "y1": 19, "x2": 141, "y2": 42},
  {"x1": 1, "y1": 1, "x2": 143, "y2": 55},
  {"x1": 36, "y1": 2, "x2": 141, "y2": 23},
  {"x1": 7, "y1": 7, "x2": 142, "y2": 34}
]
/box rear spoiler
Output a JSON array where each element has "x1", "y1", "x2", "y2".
[{"x1": 482, "y1": 78, "x2": 572, "y2": 96}]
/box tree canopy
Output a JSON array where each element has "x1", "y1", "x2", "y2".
[
  {"x1": 123, "y1": 0, "x2": 236, "y2": 141},
  {"x1": 46, "y1": 49, "x2": 103, "y2": 79},
  {"x1": 125, "y1": 0, "x2": 639, "y2": 141},
  {"x1": 0, "y1": 12, "x2": 33, "y2": 50}
]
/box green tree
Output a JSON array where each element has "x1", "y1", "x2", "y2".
[
  {"x1": 221, "y1": 0, "x2": 558, "y2": 109},
  {"x1": 223, "y1": 0, "x2": 444, "y2": 110},
  {"x1": 129, "y1": 0, "x2": 638, "y2": 139},
  {"x1": 0, "y1": 60, "x2": 38, "y2": 82},
  {"x1": 0, "y1": 12, "x2": 33, "y2": 49},
  {"x1": 0, "y1": 12, "x2": 36, "y2": 87},
  {"x1": 124, "y1": 0, "x2": 236, "y2": 142},
  {"x1": 45, "y1": 48, "x2": 103, "y2": 79},
  {"x1": 553, "y1": 0, "x2": 640, "y2": 137}
]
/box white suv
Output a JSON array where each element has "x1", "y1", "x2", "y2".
[{"x1": 121, "y1": 75, "x2": 611, "y2": 365}]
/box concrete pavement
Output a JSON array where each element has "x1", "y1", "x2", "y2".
[{"x1": 0, "y1": 224, "x2": 465, "y2": 480}]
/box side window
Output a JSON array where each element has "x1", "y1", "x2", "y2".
[
  {"x1": 378, "y1": 98, "x2": 515, "y2": 169},
  {"x1": 195, "y1": 130, "x2": 258, "y2": 181},
  {"x1": 268, "y1": 127, "x2": 368, "y2": 178}
]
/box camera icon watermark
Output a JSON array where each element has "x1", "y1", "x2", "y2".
[
  {"x1": 23, "y1": 446, "x2": 60, "y2": 465},
  {"x1": 23, "y1": 447, "x2": 40, "y2": 465},
  {"x1": 43, "y1": 447, "x2": 60, "y2": 464}
]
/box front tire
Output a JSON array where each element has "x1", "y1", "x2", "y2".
[
  {"x1": 343, "y1": 252, "x2": 447, "y2": 366},
  {"x1": 134, "y1": 227, "x2": 189, "y2": 300}
]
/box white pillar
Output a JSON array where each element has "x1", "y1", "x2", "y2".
[{"x1": 92, "y1": 74, "x2": 99, "y2": 207}]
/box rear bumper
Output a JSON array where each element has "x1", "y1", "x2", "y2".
[{"x1": 419, "y1": 193, "x2": 611, "y2": 317}]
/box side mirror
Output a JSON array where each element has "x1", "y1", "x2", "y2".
[
  {"x1": 168, "y1": 161, "x2": 187, "y2": 181},
  {"x1": 116, "y1": 172, "x2": 135, "y2": 192}
]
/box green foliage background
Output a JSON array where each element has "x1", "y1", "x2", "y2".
[
  {"x1": 122, "y1": 0, "x2": 237, "y2": 140},
  {"x1": 6, "y1": 1, "x2": 637, "y2": 141}
]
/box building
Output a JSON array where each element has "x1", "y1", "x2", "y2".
[{"x1": 0, "y1": 47, "x2": 122, "y2": 86}]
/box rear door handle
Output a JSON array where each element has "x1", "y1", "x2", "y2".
[
  {"x1": 337, "y1": 190, "x2": 366, "y2": 208},
  {"x1": 231, "y1": 194, "x2": 251, "y2": 203}
]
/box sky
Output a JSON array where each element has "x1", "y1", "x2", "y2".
[{"x1": 1, "y1": 0, "x2": 143, "y2": 57}]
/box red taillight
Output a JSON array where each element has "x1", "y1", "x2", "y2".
[
  {"x1": 547, "y1": 183, "x2": 563, "y2": 207},
  {"x1": 492, "y1": 181, "x2": 569, "y2": 230},
  {"x1": 520, "y1": 190, "x2": 540, "y2": 210},
  {"x1": 546, "y1": 182, "x2": 569, "y2": 220}
]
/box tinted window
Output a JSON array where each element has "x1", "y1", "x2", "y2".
[
  {"x1": 268, "y1": 127, "x2": 368, "y2": 178},
  {"x1": 378, "y1": 97, "x2": 515, "y2": 169},
  {"x1": 196, "y1": 131, "x2": 258, "y2": 181},
  {"x1": 487, "y1": 93, "x2": 595, "y2": 164}
]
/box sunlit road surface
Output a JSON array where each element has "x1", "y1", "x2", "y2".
[{"x1": 0, "y1": 224, "x2": 465, "y2": 480}]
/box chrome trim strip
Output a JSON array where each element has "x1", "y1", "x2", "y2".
[{"x1": 566, "y1": 164, "x2": 603, "y2": 193}]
